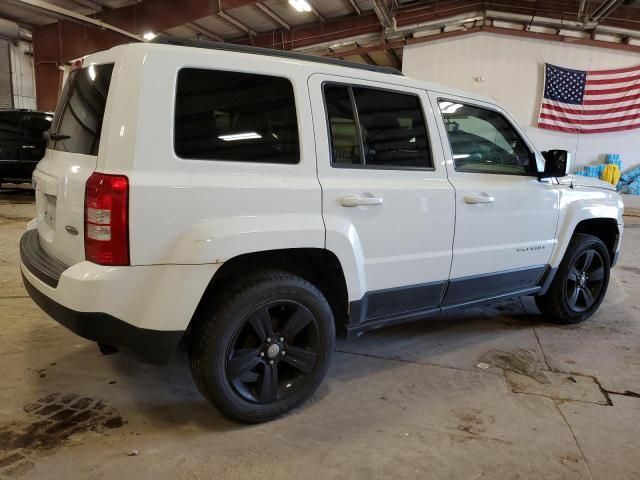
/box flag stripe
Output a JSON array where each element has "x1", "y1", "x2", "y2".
[
  {"x1": 585, "y1": 83, "x2": 640, "y2": 95},
  {"x1": 589, "y1": 65, "x2": 640, "y2": 75},
  {"x1": 583, "y1": 92, "x2": 640, "y2": 105},
  {"x1": 543, "y1": 97, "x2": 640, "y2": 110},
  {"x1": 537, "y1": 122, "x2": 579, "y2": 133},
  {"x1": 539, "y1": 121, "x2": 640, "y2": 133},
  {"x1": 540, "y1": 103, "x2": 640, "y2": 116},
  {"x1": 539, "y1": 111, "x2": 640, "y2": 125},
  {"x1": 586, "y1": 74, "x2": 640, "y2": 85},
  {"x1": 538, "y1": 118, "x2": 640, "y2": 133},
  {"x1": 541, "y1": 107, "x2": 640, "y2": 121}
]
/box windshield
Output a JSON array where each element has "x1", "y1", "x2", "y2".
[{"x1": 48, "y1": 63, "x2": 114, "y2": 155}]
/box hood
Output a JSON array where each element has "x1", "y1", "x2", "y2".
[{"x1": 558, "y1": 175, "x2": 616, "y2": 191}]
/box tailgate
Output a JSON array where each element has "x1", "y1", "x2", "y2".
[{"x1": 34, "y1": 62, "x2": 114, "y2": 267}]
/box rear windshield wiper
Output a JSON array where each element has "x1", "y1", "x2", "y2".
[{"x1": 47, "y1": 132, "x2": 71, "y2": 141}]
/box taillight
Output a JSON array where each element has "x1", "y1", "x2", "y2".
[{"x1": 84, "y1": 173, "x2": 129, "y2": 266}]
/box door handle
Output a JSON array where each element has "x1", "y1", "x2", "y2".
[
  {"x1": 464, "y1": 194, "x2": 495, "y2": 204},
  {"x1": 340, "y1": 195, "x2": 384, "y2": 207}
]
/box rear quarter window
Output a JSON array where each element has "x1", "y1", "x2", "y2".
[
  {"x1": 174, "y1": 68, "x2": 299, "y2": 164},
  {"x1": 49, "y1": 63, "x2": 114, "y2": 156}
]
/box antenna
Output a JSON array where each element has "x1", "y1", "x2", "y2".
[{"x1": 572, "y1": 57, "x2": 592, "y2": 189}]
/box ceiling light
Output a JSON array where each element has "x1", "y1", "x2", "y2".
[
  {"x1": 288, "y1": 0, "x2": 312, "y2": 13},
  {"x1": 218, "y1": 132, "x2": 262, "y2": 142},
  {"x1": 441, "y1": 103, "x2": 463, "y2": 114},
  {"x1": 143, "y1": 32, "x2": 157, "y2": 41}
]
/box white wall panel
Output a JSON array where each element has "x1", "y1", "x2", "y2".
[{"x1": 403, "y1": 33, "x2": 640, "y2": 171}]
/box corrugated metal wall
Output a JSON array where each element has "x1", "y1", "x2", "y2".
[
  {"x1": 10, "y1": 39, "x2": 37, "y2": 110},
  {"x1": 0, "y1": 37, "x2": 13, "y2": 109}
]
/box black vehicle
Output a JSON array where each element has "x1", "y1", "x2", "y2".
[{"x1": 0, "y1": 109, "x2": 52, "y2": 187}]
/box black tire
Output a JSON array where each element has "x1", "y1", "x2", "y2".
[
  {"x1": 189, "y1": 270, "x2": 335, "y2": 423},
  {"x1": 535, "y1": 233, "x2": 610, "y2": 324}
]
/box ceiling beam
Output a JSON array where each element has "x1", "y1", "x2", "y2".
[
  {"x1": 384, "y1": 47, "x2": 401, "y2": 69},
  {"x1": 235, "y1": 0, "x2": 483, "y2": 50},
  {"x1": 360, "y1": 52, "x2": 377, "y2": 65},
  {"x1": 255, "y1": 2, "x2": 291, "y2": 30},
  {"x1": 307, "y1": 1, "x2": 326, "y2": 23},
  {"x1": 186, "y1": 21, "x2": 225, "y2": 42},
  {"x1": 67, "y1": 0, "x2": 102, "y2": 11},
  {"x1": 10, "y1": 0, "x2": 141, "y2": 40},
  {"x1": 345, "y1": 0, "x2": 362, "y2": 16},
  {"x1": 97, "y1": 0, "x2": 213, "y2": 36},
  {"x1": 353, "y1": 41, "x2": 376, "y2": 64},
  {"x1": 218, "y1": 10, "x2": 257, "y2": 37},
  {"x1": 322, "y1": 23, "x2": 640, "y2": 58},
  {"x1": 479, "y1": 0, "x2": 640, "y2": 30},
  {"x1": 588, "y1": 0, "x2": 626, "y2": 24},
  {"x1": 370, "y1": 0, "x2": 395, "y2": 29},
  {"x1": 577, "y1": 0, "x2": 587, "y2": 22}
]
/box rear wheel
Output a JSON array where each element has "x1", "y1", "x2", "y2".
[
  {"x1": 189, "y1": 271, "x2": 335, "y2": 423},
  {"x1": 535, "y1": 233, "x2": 610, "y2": 324}
]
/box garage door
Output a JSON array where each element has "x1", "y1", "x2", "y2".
[{"x1": 0, "y1": 38, "x2": 13, "y2": 109}]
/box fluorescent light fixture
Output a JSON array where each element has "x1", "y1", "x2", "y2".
[
  {"x1": 218, "y1": 132, "x2": 262, "y2": 142},
  {"x1": 88, "y1": 64, "x2": 96, "y2": 81},
  {"x1": 288, "y1": 0, "x2": 312, "y2": 12},
  {"x1": 143, "y1": 31, "x2": 157, "y2": 41},
  {"x1": 453, "y1": 154, "x2": 470, "y2": 159}
]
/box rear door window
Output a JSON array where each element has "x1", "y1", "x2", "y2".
[
  {"x1": 324, "y1": 85, "x2": 361, "y2": 165},
  {"x1": 323, "y1": 83, "x2": 432, "y2": 169},
  {"x1": 49, "y1": 63, "x2": 114, "y2": 155},
  {"x1": 174, "y1": 68, "x2": 299, "y2": 164},
  {"x1": 353, "y1": 87, "x2": 431, "y2": 169}
]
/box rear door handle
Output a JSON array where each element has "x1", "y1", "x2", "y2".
[
  {"x1": 464, "y1": 194, "x2": 495, "y2": 204},
  {"x1": 340, "y1": 195, "x2": 384, "y2": 207}
]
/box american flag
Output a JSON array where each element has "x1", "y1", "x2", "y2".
[{"x1": 537, "y1": 63, "x2": 640, "y2": 134}]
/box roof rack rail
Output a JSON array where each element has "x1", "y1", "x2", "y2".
[{"x1": 150, "y1": 36, "x2": 403, "y2": 77}]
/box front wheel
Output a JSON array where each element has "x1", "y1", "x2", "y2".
[
  {"x1": 189, "y1": 271, "x2": 335, "y2": 423},
  {"x1": 535, "y1": 233, "x2": 611, "y2": 324}
]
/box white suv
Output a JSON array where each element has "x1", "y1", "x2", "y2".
[{"x1": 20, "y1": 37, "x2": 623, "y2": 423}]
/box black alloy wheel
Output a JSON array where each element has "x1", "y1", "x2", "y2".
[
  {"x1": 189, "y1": 271, "x2": 335, "y2": 423},
  {"x1": 565, "y1": 249, "x2": 605, "y2": 313},
  {"x1": 535, "y1": 233, "x2": 611, "y2": 324},
  {"x1": 226, "y1": 300, "x2": 319, "y2": 404}
]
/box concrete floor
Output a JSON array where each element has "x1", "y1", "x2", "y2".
[{"x1": 1, "y1": 184, "x2": 639, "y2": 480}]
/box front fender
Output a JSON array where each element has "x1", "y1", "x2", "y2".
[
  {"x1": 551, "y1": 188, "x2": 623, "y2": 268},
  {"x1": 168, "y1": 213, "x2": 325, "y2": 265}
]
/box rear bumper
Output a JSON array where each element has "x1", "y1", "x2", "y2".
[
  {"x1": 20, "y1": 229, "x2": 218, "y2": 364},
  {"x1": 22, "y1": 274, "x2": 183, "y2": 364}
]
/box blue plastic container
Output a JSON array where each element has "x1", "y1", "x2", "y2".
[
  {"x1": 606, "y1": 154, "x2": 622, "y2": 168},
  {"x1": 585, "y1": 165, "x2": 599, "y2": 177}
]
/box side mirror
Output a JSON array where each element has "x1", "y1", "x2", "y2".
[{"x1": 539, "y1": 150, "x2": 570, "y2": 180}]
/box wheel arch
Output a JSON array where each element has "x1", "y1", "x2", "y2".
[
  {"x1": 551, "y1": 196, "x2": 622, "y2": 269},
  {"x1": 188, "y1": 248, "x2": 350, "y2": 337},
  {"x1": 572, "y1": 218, "x2": 620, "y2": 263}
]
